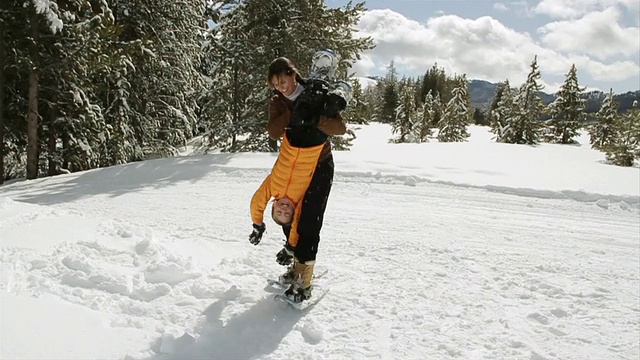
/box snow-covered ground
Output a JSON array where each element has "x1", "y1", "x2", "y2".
[{"x1": 1, "y1": 124, "x2": 638, "y2": 360}]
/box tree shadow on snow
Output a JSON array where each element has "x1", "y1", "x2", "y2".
[
  {"x1": 0, "y1": 154, "x2": 252, "y2": 206},
  {"x1": 148, "y1": 295, "x2": 305, "y2": 360}
]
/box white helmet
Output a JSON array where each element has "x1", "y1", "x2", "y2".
[{"x1": 309, "y1": 49, "x2": 340, "y2": 81}]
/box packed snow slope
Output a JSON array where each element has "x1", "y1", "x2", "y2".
[{"x1": 0, "y1": 124, "x2": 638, "y2": 360}]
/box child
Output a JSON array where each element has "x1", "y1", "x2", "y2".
[{"x1": 249, "y1": 50, "x2": 350, "y2": 303}]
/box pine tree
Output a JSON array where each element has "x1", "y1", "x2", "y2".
[
  {"x1": 98, "y1": 0, "x2": 148, "y2": 165},
  {"x1": 380, "y1": 61, "x2": 399, "y2": 124},
  {"x1": 38, "y1": 1, "x2": 116, "y2": 173},
  {"x1": 362, "y1": 79, "x2": 382, "y2": 122},
  {"x1": 488, "y1": 80, "x2": 508, "y2": 126},
  {"x1": 26, "y1": 2, "x2": 42, "y2": 179},
  {"x1": 431, "y1": 92, "x2": 444, "y2": 128},
  {"x1": 201, "y1": 3, "x2": 264, "y2": 152},
  {"x1": 501, "y1": 56, "x2": 544, "y2": 144},
  {"x1": 143, "y1": 0, "x2": 206, "y2": 156},
  {"x1": 366, "y1": 79, "x2": 384, "y2": 122},
  {"x1": 343, "y1": 77, "x2": 368, "y2": 124},
  {"x1": 489, "y1": 81, "x2": 516, "y2": 142},
  {"x1": 392, "y1": 82, "x2": 417, "y2": 143},
  {"x1": 1, "y1": 0, "x2": 213, "y2": 181},
  {"x1": 589, "y1": 88, "x2": 618, "y2": 150},
  {"x1": 546, "y1": 64, "x2": 586, "y2": 144},
  {"x1": 201, "y1": 0, "x2": 373, "y2": 152},
  {"x1": 413, "y1": 74, "x2": 424, "y2": 106},
  {"x1": 603, "y1": 100, "x2": 640, "y2": 166},
  {"x1": 420, "y1": 63, "x2": 447, "y2": 104},
  {"x1": 1, "y1": 1, "x2": 29, "y2": 181},
  {"x1": 437, "y1": 76, "x2": 470, "y2": 142},
  {"x1": 111, "y1": 0, "x2": 206, "y2": 159},
  {"x1": 0, "y1": 4, "x2": 8, "y2": 183},
  {"x1": 472, "y1": 108, "x2": 488, "y2": 126},
  {"x1": 414, "y1": 91, "x2": 436, "y2": 142},
  {"x1": 381, "y1": 82, "x2": 398, "y2": 124}
]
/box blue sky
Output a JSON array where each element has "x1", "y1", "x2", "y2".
[{"x1": 326, "y1": 0, "x2": 640, "y2": 93}]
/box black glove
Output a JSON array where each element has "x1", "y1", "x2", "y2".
[
  {"x1": 276, "y1": 243, "x2": 295, "y2": 265},
  {"x1": 249, "y1": 223, "x2": 265, "y2": 245},
  {"x1": 291, "y1": 80, "x2": 329, "y2": 126},
  {"x1": 323, "y1": 93, "x2": 347, "y2": 118}
]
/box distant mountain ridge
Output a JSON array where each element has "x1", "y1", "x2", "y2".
[{"x1": 468, "y1": 79, "x2": 640, "y2": 113}]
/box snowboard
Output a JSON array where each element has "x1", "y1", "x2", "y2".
[
  {"x1": 266, "y1": 268, "x2": 329, "y2": 288},
  {"x1": 273, "y1": 286, "x2": 329, "y2": 310},
  {"x1": 267, "y1": 268, "x2": 329, "y2": 310}
]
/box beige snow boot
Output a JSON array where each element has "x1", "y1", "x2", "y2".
[
  {"x1": 284, "y1": 258, "x2": 314, "y2": 302},
  {"x1": 294, "y1": 259, "x2": 315, "y2": 289}
]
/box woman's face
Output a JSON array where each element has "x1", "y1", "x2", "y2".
[{"x1": 270, "y1": 73, "x2": 297, "y2": 96}]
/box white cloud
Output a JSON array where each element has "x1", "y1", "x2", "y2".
[
  {"x1": 350, "y1": 53, "x2": 376, "y2": 76},
  {"x1": 534, "y1": 0, "x2": 601, "y2": 18},
  {"x1": 572, "y1": 56, "x2": 640, "y2": 82},
  {"x1": 538, "y1": 7, "x2": 640, "y2": 60},
  {"x1": 493, "y1": 3, "x2": 509, "y2": 11},
  {"x1": 509, "y1": 1, "x2": 538, "y2": 18},
  {"x1": 352, "y1": 9, "x2": 639, "y2": 93},
  {"x1": 534, "y1": 0, "x2": 640, "y2": 19}
]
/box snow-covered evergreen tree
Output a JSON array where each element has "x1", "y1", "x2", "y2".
[
  {"x1": 431, "y1": 92, "x2": 444, "y2": 129},
  {"x1": 489, "y1": 81, "x2": 516, "y2": 142},
  {"x1": 343, "y1": 78, "x2": 369, "y2": 125},
  {"x1": 437, "y1": 76, "x2": 470, "y2": 142},
  {"x1": 0, "y1": 0, "x2": 25, "y2": 182},
  {"x1": 391, "y1": 82, "x2": 417, "y2": 143},
  {"x1": 604, "y1": 100, "x2": 640, "y2": 167},
  {"x1": 589, "y1": 89, "x2": 618, "y2": 150},
  {"x1": 142, "y1": 0, "x2": 206, "y2": 156},
  {"x1": 488, "y1": 80, "x2": 508, "y2": 128},
  {"x1": 110, "y1": 0, "x2": 205, "y2": 159},
  {"x1": 38, "y1": 1, "x2": 116, "y2": 173},
  {"x1": 201, "y1": 2, "x2": 265, "y2": 152},
  {"x1": 501, "y1": 56, "x2": 544, "y2": 144},
  {"x1": 472, "y1": 108, "x2": 488, "y2": 126},
  {"x1": 546, "y1": 64, "x2": 586, "y2": 144},
  {"x1": 104, "y1": 59, "x2": 141, "y2": 165},
  {"x1": 201, "y1": 0, "x2": 373, "y2": 152},
  {"x1": 330, "y1": 76, "x2": 365, "y2": 150},
  {"x1": 0, "y1": 21, "x2": 4, "y2": 183},
  {"x1": 413, "y1": 91, "x2": 436, "y2": 142},
  {"x1": 419, "y1": 63, "x2": 447, "y2": 105},
  {"x1": 380, "y1": 61, "x2": 399, "y2": 124},
  {"x1": 362, "y1": 79, "x2": 384, "y2": 122}
]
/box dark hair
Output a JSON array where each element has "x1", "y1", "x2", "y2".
[{"x1": 267, "y1": 57, "x2": 302, "y2": 86}]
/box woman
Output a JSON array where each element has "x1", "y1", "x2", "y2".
[{"x1": 251, "y1": 54, "x2": 346, "y2": 303}]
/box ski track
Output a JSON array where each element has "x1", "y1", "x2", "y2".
[{"x1": 1, "y1": 167, "x2": 639, "y2": 360}]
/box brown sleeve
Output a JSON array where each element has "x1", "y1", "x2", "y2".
[
  {"x1": 267, "y1": 96, "x2": 290, "y2": 140},
  {"x1": 317, "y1": 113, "x2": 346, "y2": 136}
]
